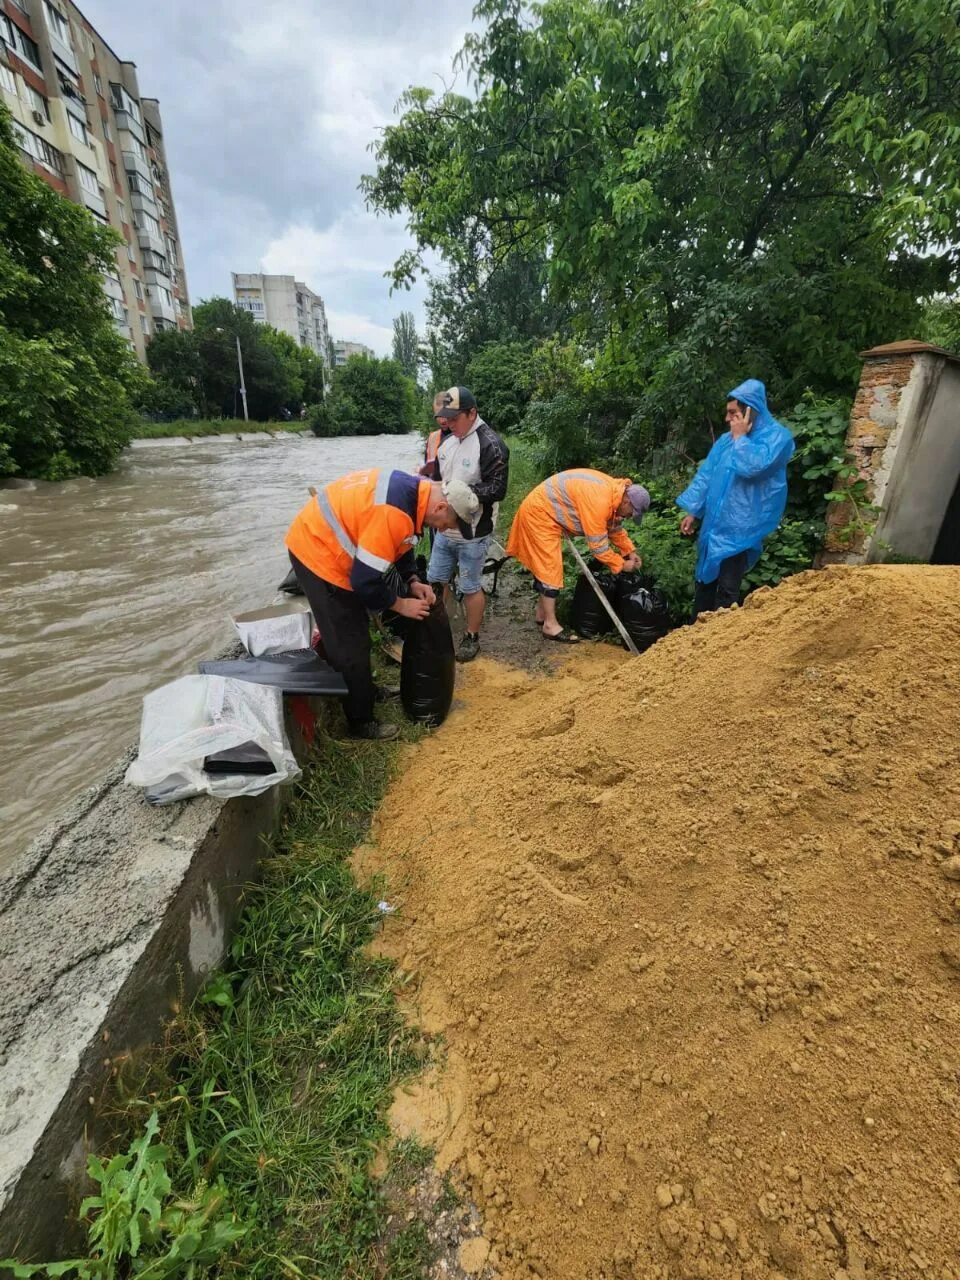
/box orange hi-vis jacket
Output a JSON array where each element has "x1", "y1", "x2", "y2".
[
  {"x1": 421, "y1": 427, "x2": 447, "y2": 480},
  {"x1": 285, "y1": 469, "x2": 430, "y2": 610},
  {"x1": 506, "y1": 469, "x2": 635, "y2": 593}
]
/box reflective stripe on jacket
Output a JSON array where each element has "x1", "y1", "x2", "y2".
[
  {"x1": 285, "y1": 468, "x2": 430, "y2": 609},
  {"x1": 540, "y1": 470, "x2": 635, "y2": 570}
]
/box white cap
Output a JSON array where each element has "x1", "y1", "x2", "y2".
[{"x1": 443, "y1": 477, "x2": 480, "y2": 522}]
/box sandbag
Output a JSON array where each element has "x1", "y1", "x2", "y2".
[
  {"x1": 125, "y1": 674, "x2": 300, "y2": 805},
  {"x1": 400, "y1": 599, "x2": 455, "y2": 726},
  {"x1": 571, "y1": 561, "x2": 619, "y2": 638},
  {"x1": 614, "y1": 572, "x2": 672, "y2": 652}
]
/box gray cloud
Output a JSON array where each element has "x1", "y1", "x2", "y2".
[{"x1": 79, "y1": 0, "x2": 478, "y2": 352}]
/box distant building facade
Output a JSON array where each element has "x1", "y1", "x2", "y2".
[
  {"x1": 333, "y1": 340, "x2": 375, "y2": 367},
  {"x1": 231, "y1": 272, "x2": 330, "y2": 364},
  {"x1": 0, "y1": 0, "x2": 192, "y2": 362}
]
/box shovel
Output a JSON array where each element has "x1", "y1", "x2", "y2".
[{"x1": 564, "y1": 535, "x2": 641, "y2": 657}]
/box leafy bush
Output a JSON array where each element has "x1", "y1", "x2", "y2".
[{"x1": 328, "y1": 356, "x2": 417, "y2": 435}]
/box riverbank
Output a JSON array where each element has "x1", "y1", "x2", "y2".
[
  {"x1": 132, "y1": 418, "x2": 307, "y2": 440},
  {"x1": 0, "y1": 438, "x2": 543, "y2": 1278}
]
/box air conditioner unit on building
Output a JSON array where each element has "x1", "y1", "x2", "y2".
[{"x1": 31, "y1": 110, "x2": 46, "y2": 126}]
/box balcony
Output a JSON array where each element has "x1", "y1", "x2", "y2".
[
  {"x1": 137, "y1": 227, "x2": 165, "y2": 256},
  {"x1": 114, "y1": 108, "x2": 144, "y2": 142},
  {"x1": 130, "y1": 189, "x2": 159, "y2": 219},
  {"x1": 122, "y1": 150, "x2": 150, "y2": 183},
  {"x1": 79, "y1": 186, "x2": 106, "y2": 219},
  {"x1": 148, "y1": 290, "x2": 176, "y2": 324},
  {"x1": 144, "y1": 266, "x2": 170, "y2": 288}
]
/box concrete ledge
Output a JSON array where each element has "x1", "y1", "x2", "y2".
[{"x1": 0, "y1": 718, "x2": 310, "y2": 1261}]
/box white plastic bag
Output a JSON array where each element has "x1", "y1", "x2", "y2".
[
  {"x1": 125, "y1": 675, "x2": 300, "y2": 804},
  {"x1": 233, "y1": 602, "x2": 313, "y2": 657}
]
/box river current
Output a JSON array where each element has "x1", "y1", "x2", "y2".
[{"x1": 0, "y1": 432, "x2": 422, "y2": 870}]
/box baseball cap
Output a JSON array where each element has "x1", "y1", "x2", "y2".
[
  {"x1": 434, "y1": 386, "x2": 477, "y2": 419},
  {"x1": 442, "y1": 477, "x2": 480, "y2": 522},
  {"x1": 624, "y1": 484, "x2": 650, "y2": 522}
]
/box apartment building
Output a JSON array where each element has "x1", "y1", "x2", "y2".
[
  {"x1": 0, "y1": 0, "x2": 191, "y2": 361},
  {"x1": 333, "y1": 340, "x2": 375, "y2": 367},
  {"x1": 232, "y1": 272, "x2": 331, "y2": 365}
]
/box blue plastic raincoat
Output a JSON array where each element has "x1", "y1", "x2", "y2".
[{"x1": 676, "y1": 379, "x2": 795, "y2": 586}]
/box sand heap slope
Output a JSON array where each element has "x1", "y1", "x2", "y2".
[{"x1": 372, "y1": 564, "x2": 960, "y2": 1280}]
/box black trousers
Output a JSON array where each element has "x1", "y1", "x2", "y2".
[
  {"x1": 289, "y1": 552, "x2": 375, "y2": 726},
  {"x1": 691, "y1": 550, "x2": 750, "y2": 621}
]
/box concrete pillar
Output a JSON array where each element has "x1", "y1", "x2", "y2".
[{"x1": 819, "y1": 340, "x2": 960, "y2": 564}]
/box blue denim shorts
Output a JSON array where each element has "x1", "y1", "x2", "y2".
[{"x1": 427, "y1": 532, "x2": 491, "y2": 595}]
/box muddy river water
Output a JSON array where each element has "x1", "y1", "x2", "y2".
[{"x1": 0, "y1": 432, "x2": 422, "y2": 871}]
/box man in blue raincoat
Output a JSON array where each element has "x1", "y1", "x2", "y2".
[{"x1": 677, "y1": 379, "x2": 795, "y2": 619}]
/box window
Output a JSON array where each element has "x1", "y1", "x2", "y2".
[
  {"x1": 14, "y1": 123, "x2": 64, "y2": 174},
  {"x1": 110, "y1": 82, "x2": 141, "y2": 124},
  {"x1": 143, "y1": 249, "x2": 169, "y2": 275},
  {"x1": 1, "y1": 15, "x2": 16, "y2": 54},
  {"x1": 134, "y1": 208, "x2": 162, "y2": 238},
  {"x1": 133, "y1": 278, "x2": 143, "y2": 301},
  {"x1": 68, "y1": 113, "x2": 89, "y2": 145},
  {"x1": 94, "y1": 72, "x2": 103, "y2": 96},
  {"x1": 2, "y1": 15, "x2": 42, "y2": 70},
  {"x1": 127, "y1": 241, "x2": 135, "y2": 262},
  {"x1": 116, "y1": 199, "x2": 127, "y2": 222},
  {"x1": 76, "y1": 162, "x2": 99, "y2": 195},
  {"x1": 109, "y1": 160, "x2": 118, "y2": 185},
  {"x1": 102, "y1": 118, "x2": 111, "y2": 141},
  {"x1": 45, "y1": 2, "x2": 69, "y2": 41},
  {"x1": 0, "y1": 62, "x2": 16, "y2": 95},
  {"x1": 126, "y1": 171, "x2": 154, "y2": 197},
  {"x1": 44, "y1": 3, "x2": 71, "y2": 46},
  {"x1": 21, "y1": 82, "x2": 49, "y2": 119}
]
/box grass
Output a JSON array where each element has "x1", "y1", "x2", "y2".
[
  {"x1": 133, "y1": 418, "x2": 306, "y2": 440},
  {"x1": 108, "y1": 719, "x2": 429, "y2": 1278}
]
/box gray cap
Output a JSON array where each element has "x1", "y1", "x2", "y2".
[
  {"x1": 625, "y1": 484, "x2": 650, "y2": 522},
  {"x1": 443, "y1": 477, "x2": 480, "y2": 522}
]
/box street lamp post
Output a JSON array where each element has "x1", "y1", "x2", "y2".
[
  {"x1": 214, "y1": 326, "x2": 249, "y2": 422},
  {"x1": 235, "y1": 334, "x2": 249, "y2": 422}
]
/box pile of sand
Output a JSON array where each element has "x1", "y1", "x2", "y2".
[{"x1": 369, "y1": 565, "x2": 960, "y2": 1280}]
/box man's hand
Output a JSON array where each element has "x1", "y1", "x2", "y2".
[
  {"x1": 622, "y1": 553, "x2": 642, "y2": 571},
  {"x1": 728, "y1": 407, "x2": 752, "y2": 439},
  {"x1": 392, "y1": 595, "x2": 431, "y2": 621},
  {"x1": 680, "y1": 515, "x2": 697, "y2": 537},
  {"x1": 409, "y1": 580, "x2": 436, "y2": 606}
]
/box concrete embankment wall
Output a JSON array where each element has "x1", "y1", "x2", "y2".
[{"x1": 0, "y1": 711, "x2": 315, "y2": 1263}]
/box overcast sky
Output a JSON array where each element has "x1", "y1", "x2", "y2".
[{"x1": 79, "y1": 0, "x2": 479, "y2": 355}]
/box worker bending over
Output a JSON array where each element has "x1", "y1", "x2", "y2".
[
  {"x1": 286, "y1": 469, "x2": 458, "y2": 740},
  {"x1": 507, "y1": 469, "x2": 650, "y2": 643}
]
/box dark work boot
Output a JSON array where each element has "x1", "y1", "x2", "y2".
[{"x1": 346, "y1": 720, "x2": 400, "y2": 741}]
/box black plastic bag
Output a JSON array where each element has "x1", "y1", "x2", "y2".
[
  {"x1": 614, "y1": 572, "x2": 672, "y2": 651},
  {"x1": 571, "y1": 560, "x2": 618, "y2": 638},
  {"x1": 400, "y1": 599, "x2": 455, "y2": 726},
  {"x1": 277, "y1": 567, "x2": 304, "y2": 596}
]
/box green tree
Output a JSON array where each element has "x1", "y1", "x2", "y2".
[
  {"x1": 391, "y1": 310, "x2": 420, "y2": 381},
  {"x1": 364, "y1": 0, "x2": 960, "y2": 462},
  {"x1": 328, "y1": 356, "x2": 417, "y2": 435},
  {"x1": 464, "y1": 340, "x2": 536, "y2": 432},
  {"x1": 0, "y1": 104, "x2": 142, "y2": 478},
  {"x1": 144, "y1": 326, "x2": 202, "y2": 418}
]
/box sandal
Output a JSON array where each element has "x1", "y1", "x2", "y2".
[{"x1": 542, "y1": 628, "x2": 580, "y2": 644}]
